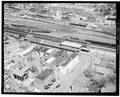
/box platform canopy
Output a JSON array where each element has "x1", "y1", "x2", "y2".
[{"x1": 60, "y1": 41, "x2": 82, "y2": 48}]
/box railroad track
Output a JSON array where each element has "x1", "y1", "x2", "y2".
[{"x1": 4, "y1": 27, "x2": 116, "y2": 51}]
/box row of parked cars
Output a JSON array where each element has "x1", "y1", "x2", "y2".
[
  {"x1": 44, "y1": 78, "x2": 56, "y2": 90},
  {"x1": 44, "y1": 78, "x2": 60, "y2": 90}
]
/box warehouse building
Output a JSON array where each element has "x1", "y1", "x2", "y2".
[
  {"x1": 44, "y1": 49, "x2": 59, "y2": 60},
  {"x1": 34, "y1": 68, "x2": 54, "y2": 84},
  {"x1": 41, "y1": 47, "x2": 49, "y2": 54},
  {"x1": 34, "y1": 68, "x2": 55, "y2": 91},
  {"x1": 45, "y1": 50, "x2": 68, "y2": 68},
  {"x1": 55, "y1": 51, "x2": 68, "y2": 67},
  {"x1": 105, "y1": 15, "x2": 116, "y2": 26},
  {"x1": 91, "y1": 57, "x2": 115, "y2": 75},
  {"x1": 18, "y1": 45, "x2": 36, "y2": 57},
  {"x1": 70, "y1": 75, "x2": 90, "y2": 92},
  {"x1": 59, "y1": 52, "x2": 79, "y2": 75}
]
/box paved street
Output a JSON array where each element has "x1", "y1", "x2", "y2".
[{"x1": 52, "y1": 54, "x2": 91, "y2": 92}]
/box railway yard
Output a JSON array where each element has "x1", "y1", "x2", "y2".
[{"x1": 3, "y1": 3, "x2": 116, "y2": 93}]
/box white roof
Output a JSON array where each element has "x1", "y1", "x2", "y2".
[
  {"x1": 46, "y1": 48, "x2": 55, "y2": 54},
  {"x1": 81, "y1": 47, "x2": 90, "y2": 50},
  {"x1": 61, "y1": 41, "x2": 82, "y2": 48},
  {"x1": 46, "y1": 56, "x2": 55, "y2": 64},
  {"x1": 18, "y1": 45, "x2": 36, "y2": 56},
  {"x1": 13, "y1": 65, "x2": 30, "y2": 77},
  {"x1": 33, "y1": 88, "x2": 41, "y2": 92},
  {"x1": 4, "y1": 60, "x2": 9, "y2": 64}
]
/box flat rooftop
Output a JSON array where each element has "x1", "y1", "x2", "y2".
[
  {"x1": 60, "y1": 41, "x2": 82, "y2": 48},
  {"x1": 60, "y1": 52, "x2": 77, "y2": 67},
  {"x1": 18, "y1": 45, "x2": 36, "y2": 56},
  {"x1": 13, "y1": 65, "x2": 31, "y2": 77},
  {"x1": 53, "y1": 50, "x2": 64, "y2": 58},
  {"x1": 41, "y1": 47, "x2": 49, "y2": 53},
  {"x1": 73, "y1": 75, "x2": 89, "y2": 87},
  {"x1": 36, "y1": 68, "x2": 54, "y2": 81},
  {"x1": 46, "y1": 56, "x2": 56, "y2": 64},
  {"x1": 93, "y1": 57, "x2": 116, "y2": 69}
]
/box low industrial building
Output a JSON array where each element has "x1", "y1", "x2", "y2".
[
  {"x1": 45, "y1": 50, "x2": 68, "y2": 68},
  {"x1": 101, "y1": 83, "x2": 116, "y2": 92},
  {"x1": 91, "y1": 57, "x2": 115, "y2": 75},
  {"x1": 70, "y1": 75, "x2": 90, "y2": 92},
  {"x1": 55, "y1": 51, "x2": 68, "y2": 67},
  {"x1": 18, "y1": 45, "x2": 36, "y2": 57},
  {"x1": 104, "y1": 16, "x2": 116, "y2": 26},
  {"x1": 87, "y1": 83, "x2": 101, "y2": 92},
  {"x1": 40, "y1": 47, "x2": 49, "y2": 54},
  {"x1": 91, "y1": 65, "x2": 113, "y2": 75},
  {"x1": 34, "y1": 68, "x2": 55, "y2": 91},
  {"x1": 59, "y1": 52, "x2": 79, "y2": 75},
  {"x1": 44, "y1": 49, "x2": 59, "y2": 60}
]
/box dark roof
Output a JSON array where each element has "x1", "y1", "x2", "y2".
[
  {"x1": 88, "y1": 16, "x2": 96, "y2": 22},
  {"x1": 88, "y1": 84, "x2": 100, "y2": 92},
  {"x1": 60, "y1": 52, "x2": 77, "y2": 67},
  {"x1": 41, "y1": 47, "x2": 49, "y2": 53},
  {"x1": 55, "y1": 52, "x2": 68, "y2": 65},
  {"x1": 53, "y1": 50, "x2": 63, "y2": 58},
  {"x1": 73, "y1": 75, "x2": 89, "y2": 87},
  {"x1": 37, "y1": 46, "x2": 45, "y2": 52},
  {"x1": 19, "y1": 45, "x2": 28, "y2": 49},
  {"x1": 32, "y1": 38, "x2": 41, "y2": 43},
  {"x1": 106, "y1": 18, "x2": 116, "y2": 21},
  {"x1": 36, "y1": 68, "x2": 54, "y2": 81}
]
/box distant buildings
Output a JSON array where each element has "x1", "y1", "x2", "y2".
[
  {"x1": 54, "y1": 10, "x2": 62, "y2": 20},
  {"x1": 104, "y1": 16, "x2": 116, "y2": 26},
  {"x1": 96, "y1": 15, "x2": 116, "y2": 26}
]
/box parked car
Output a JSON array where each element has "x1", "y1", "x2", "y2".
[
  {"x1": 52, "y1": 78, "x2": 56, "y2": 82},
  {"x1": 44, "y1": 85, "x2": 49, "y2": 90},
  {"x1": 48, "y1": 83, "x2": 53, "y2": 86},
  {"x1": 56, "y1": 84, "x2": 60, "y2": 88}
]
